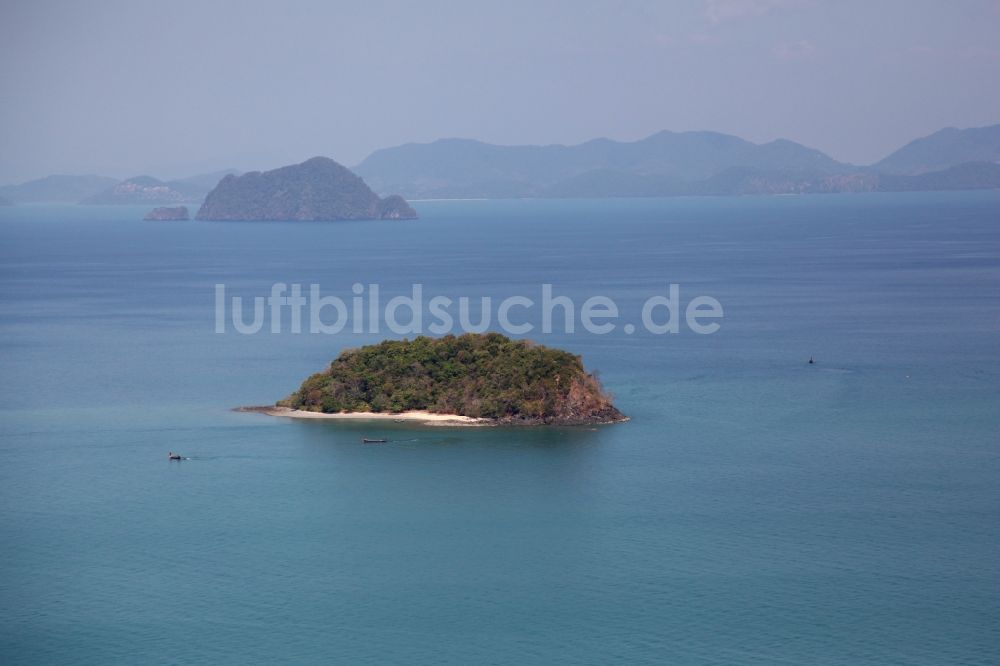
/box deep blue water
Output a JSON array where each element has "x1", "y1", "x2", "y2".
[{"x1": 1, "y1": 193, "x2": 999, "y2": 664}]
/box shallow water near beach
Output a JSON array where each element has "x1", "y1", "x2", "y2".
[{"x1": 1, "y1": 193, "x2": 999, "y2": 664}]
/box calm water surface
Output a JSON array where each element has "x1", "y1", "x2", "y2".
[{"x1": 1, "y1": 193, "x2": 999, "y2": 664}]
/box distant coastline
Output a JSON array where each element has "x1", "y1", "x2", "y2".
[{"x1": 4, "y1": 124, "x2": 997, "y2": 205}]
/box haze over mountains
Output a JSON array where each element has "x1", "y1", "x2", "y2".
[
  {"x1": 0, "y1": 171, "x2": 238, "y2": 205},
  {"x1": 355, "y1": 124, "x2": 1000, "y2": 199},
  {"x1": 2, "y1": 124, "x2": 998, "y2": 205},
  {"x1": 0, "y1": 174, "x2": 118, "y2": 203},
  {"x1": 80, "y1": 170, "x2": 240, "y2": 205},
  {"x1": 873, "y1": 125, "x2": 1000, "y2": 175},
  {"x1": 355, "y1": 132, "x2": 847, "y2": 198}
]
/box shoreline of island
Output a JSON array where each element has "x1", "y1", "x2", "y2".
[
  {"x1": 236, "y1": 405, "x2": 629, "y2": 427},
  {"x1": 237, "y1": 405, "x2": 491, "y2": 426}
]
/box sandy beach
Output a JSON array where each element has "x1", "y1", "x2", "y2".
[{"x1": 242, "y1": 406, "x2": 490, "y2": 426}]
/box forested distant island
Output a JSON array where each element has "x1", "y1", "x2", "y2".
[
  {"x1": 196, "y1": 157, "x2": 417, "y2": 221},
  {"x1": 257, "y1": 333, "x2": 626, "y2": 426}
]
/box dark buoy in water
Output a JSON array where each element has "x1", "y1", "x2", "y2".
[{"x1": 808, "y1": 356, "x2": 815, "y2": 364}]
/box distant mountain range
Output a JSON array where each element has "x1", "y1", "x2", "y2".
[
  {"x1": 2, "y1": 124, "x2": 998, "y2": 205},
  {"x1": 354, "y1": 132, "x2": 850, "y2": 198},
  {"x1": 355, "y1": 124, "x2": 1000, "y2": 199}
]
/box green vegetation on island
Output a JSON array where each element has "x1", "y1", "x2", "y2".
[{"x1": 278, "y1": 333, "x2": 626, "y2": 425}]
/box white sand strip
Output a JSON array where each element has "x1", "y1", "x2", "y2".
[{"x1": 253, "y1": 406, "x2": 489, "y2": 425}]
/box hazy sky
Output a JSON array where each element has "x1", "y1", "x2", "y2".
[{"x1": 2, "y1": 0, "x2": 999, "y2": 183}]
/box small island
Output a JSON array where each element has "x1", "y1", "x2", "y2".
[
  {"x1": 143, "y1": 206, "x2": 190, "y2": 220},
  {"x1": 249, "y1": 333, "x2": 627, "y2": 426},
  {"x1": 196, "y1": 156, "x2": 417, "y2": 221}
]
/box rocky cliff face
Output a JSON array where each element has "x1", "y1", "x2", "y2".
[{"x1": 195, "y1": 157, "x2": 417, "y2": 221}]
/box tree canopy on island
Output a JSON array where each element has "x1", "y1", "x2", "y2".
[{"x1": 279, "y1": 333, "x2": 625, "y2": 424}]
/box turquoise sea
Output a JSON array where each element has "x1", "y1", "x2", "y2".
[{"x1": 1, "y1": 193, "x2": 999, "y2": 664}]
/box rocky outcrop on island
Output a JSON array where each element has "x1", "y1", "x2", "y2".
[
  {"x1": 195, "y1": 157, "x2": 417, "y2": 221},
  {"x1": 377, "y1": 194, "x2": 419, "y2": 219},
  {"x1": 143, "y1": 206, "x2": 190, "y2": 220},
  {"x1": 277, "y1": 333, "x2": 626, "y2": 425}
]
